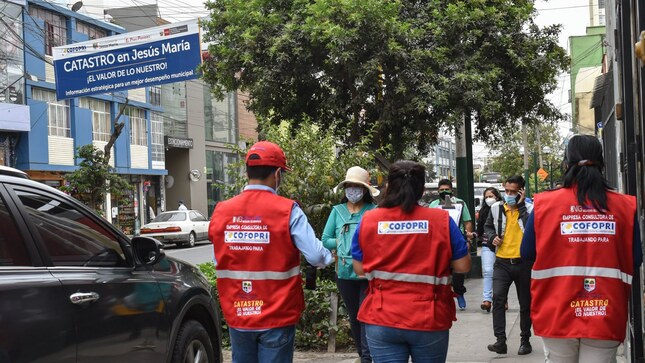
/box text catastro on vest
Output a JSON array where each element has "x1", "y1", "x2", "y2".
[
  {"x1": 531, "y1": 188, "x2": 636, "y2": 341},
  {"x1": 357, "y1": 205, "x2": 456, "y2": 331},
  {"x1": 209, "y1": 189, "x2": 303, "y2": 329}
]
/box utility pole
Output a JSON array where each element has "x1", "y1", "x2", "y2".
[
  {"x1": 522, "y1": 121, "x2": 530, "y2": 197},
  {"x1": 456, "y1": 113, "x2": 478, "y2": 277}
]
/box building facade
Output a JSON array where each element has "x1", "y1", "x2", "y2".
[
  {"x1": 569, "y1": 25, "x2": 605, "y2": 135},
  {"x1": 16, "y1": 0, "x2": 165, "y2": 235}
]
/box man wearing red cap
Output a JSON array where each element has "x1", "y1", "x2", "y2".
[{"x1": 209, "y1": 141, "x2": 333, "y2": 363}]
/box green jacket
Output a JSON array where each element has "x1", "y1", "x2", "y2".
[{"x1": 322, "y1": 203, "x2": 376, "y2": 280}]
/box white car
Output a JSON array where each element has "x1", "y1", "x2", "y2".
[{"x1": 140, "y1": 210, "x2": 209, "y2": 247}]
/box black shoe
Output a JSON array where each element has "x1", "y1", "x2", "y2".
[
  {"x1": 518, "y1": 341, "x2": 532, "y2": 355},
  {"x1": 487, "y1": 340, "x2": 507, "y2": 354}
]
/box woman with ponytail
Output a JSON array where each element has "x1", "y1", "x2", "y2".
[
  {"x1": 350, "y1": 160, "x2": 470, "y2": 362},
  {"x1": 521, "y1": 135, "x2": 642, "y2": 362}
]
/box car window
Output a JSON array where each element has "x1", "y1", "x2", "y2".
[
  {"x1": 0, "y1": 194, "x2": 31, "y2": 266},
  {"x1": 153, "y1": 212, "x2": 186, "y2": 222},
  {"x1": 192, "y1": 211, "x2": 207, "y2": 222},
  {"x1": 15, "y1": 190, "x2": 128, "y2": 268}
]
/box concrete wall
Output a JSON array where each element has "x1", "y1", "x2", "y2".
[{"x1": 185, "y1": 80, "x2": 208, "y2": 216}]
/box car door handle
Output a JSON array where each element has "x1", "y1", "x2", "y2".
[{"x1": 70, "y1": 292, "x2": 100, "y2": 304}]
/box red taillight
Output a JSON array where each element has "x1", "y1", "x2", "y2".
[{"x1": 140, "y1": 226, "x2": 182, "y2": 233}]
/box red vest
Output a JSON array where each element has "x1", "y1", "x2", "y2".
[
  {"x1": 209, "y1": 189, "x2": 304, "y2": 329},
  {"x1": 531, "y1": 188, "x2": 636, "y2": 341},
  {"x1": 357, "y1": 205, "x2": 456, "y2": 331}
]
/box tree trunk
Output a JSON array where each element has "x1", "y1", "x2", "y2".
[{"x1": 104, "y1": 99, "x2": 129, "y2": 165}]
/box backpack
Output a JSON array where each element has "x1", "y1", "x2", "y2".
[{"x1": 333, "y1": 204, "x2": 364, "y2": 280}]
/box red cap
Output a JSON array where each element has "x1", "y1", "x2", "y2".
[{"x1": 245, "y1": 141, "x2": 291, "y2": 171}]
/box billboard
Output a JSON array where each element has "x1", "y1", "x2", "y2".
[{"x1": 53, "y1": 20, "x2": 201, "y2": 100}]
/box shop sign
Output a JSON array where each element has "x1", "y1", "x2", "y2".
[
  {"x1": 52, "y1": 19, "x2": 201, "y2": 100},
  {"x1": 165, "y1": 136, "x2": 193, "y2": 149}
]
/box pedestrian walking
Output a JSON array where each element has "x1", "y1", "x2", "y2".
[
  {"x1": 352, "y1": 160, "x2": 471, "y2": 362},
  {"x1": 208, "y1": 141, "x2": 333, "y2": 363},
  {"x1": 476, "y1": 186, "x2": 502, "y2": 313},
  {"x1": 521, "y1": 135, "x2": 642, "y2": 362},
  {"x1": 484, "y1": 175, "x2": 533, "y2": 356},
  {"x1": 428, "y1": 179, "x2": 474, "y2": 310},
  {"x1": 322, "y1": 166, "x2": 379, "y2": 363}
]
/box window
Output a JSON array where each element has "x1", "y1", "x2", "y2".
[
  {"x1": 76, "y1": 21, "x2": 106, "y2": 40},
  {"x1": 204, "y1": 85, "x2": 236, "y2": 143},
  {"x1": 190, "y1": 211, "x2": 207, "y2": 222},
  {"x1": 126, "y1": 107, "x2": 147, "y2": 146},
  {"x1": 32, "y1": 88, "x2": 70, "y2": 137},
  {"x1": 0, "y1": 195, "x2": 30, "y2": 266},
  {"x1": 79, "y1": 98, "x2": 110, "y2": 142},
  {"x1": 15, "y1": 189, "x2": 127, "y2": 267},
  {"x1": 0, "y1": 3, "x2": 25, "y2": 105},
  {"x1": 598, "y1": 0, "x2": 605, "y2": 7},
  {"x1": 29, "y1": 6, "x2": 67, "y2": 56},
  {"x1": 150, "y1": 112, "x2": 164, "y2": 163},
  {"x1": 149, "y1": 85, "x2": 161, "y2": 106}
]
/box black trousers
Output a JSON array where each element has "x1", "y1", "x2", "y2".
[
  {"x1": 337, "y1": 277, "x2": 371, "y2": 363},
  {"x1": 491, "y1": 259, "x2": 533, "y2": 341}
]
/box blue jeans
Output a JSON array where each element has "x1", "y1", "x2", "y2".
[
  {"x1": 229, "y1": 325, "x2": 295, "y2": 363},
  {"x1": 481, "y1": 246, "x2": 496, "y2": 302},
  {"x1": 365, "y1": 324, "x2": 449, "y2": 363}
]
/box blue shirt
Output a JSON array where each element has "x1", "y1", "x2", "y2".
[
  {"x1": 213, "y1": 185, "x2": 333, "y2": 268},
  {"x1": 520, "y1": 211, "x2": 643, "y2": 268},
  {"x1": 351, "y1": 217, "x2": 469, "y2": 262}
]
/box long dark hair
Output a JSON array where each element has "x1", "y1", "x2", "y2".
[
  {"x1": 562, "y1": 135, "x2": 611, "y2": 212},
  {"x1": 380, "y1": 160, "x2": 425, "y2": 213},
  {"x1": 476, "y1": 187, "x2": 502, "y2": 236}
]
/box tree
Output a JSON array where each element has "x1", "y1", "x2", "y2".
[
  {"x1": 201, "y1": 0, "x2": 568, "y2": 160},
  {"x1": 221, "y1": 119, "x2": 383, "y2": 233},
  {"x1": 60, "y1": 144, "x2": 132, "y2": 213},
  {"x1": 486, "y1": 122, "x2": 563, "y2": 191}
]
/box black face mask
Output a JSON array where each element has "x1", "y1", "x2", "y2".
[{"x1": 439, "y1": 190, "x2": 452, "y2": 198}]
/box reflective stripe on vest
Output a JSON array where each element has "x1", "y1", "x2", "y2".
[
  {"x1": 532, "y1": 266, "x2": 632, "y2": 284},
  {"x1": 365, "y1": 270, "x2": 451, "y2": 285},
  {"x1": 217, "y1": 266, "x2": 300, "y2": 280}
]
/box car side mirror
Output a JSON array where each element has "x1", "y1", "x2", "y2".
[{"x1": 132, "y1": 236, "x2": 166, "y2": 266}]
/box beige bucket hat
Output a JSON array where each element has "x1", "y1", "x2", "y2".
[{"x1": 336, "y1": 166, "x2": 380, "y2": 197}]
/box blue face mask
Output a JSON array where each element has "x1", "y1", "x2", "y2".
[{"x1": 504, "y1": 194, "x2": 517, "y2": 206}]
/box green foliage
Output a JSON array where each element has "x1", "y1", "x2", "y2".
[
  {"x1": 296, "y1": 279, "x2": 353, "y2": 350},
  {"x1": 202, "y1": 0, "x2": 568, "y2": 160},
  {"x1": 486, "y1": 122, "x2": 563, "y2": 193},
  {"x1": 59, "y1": 144, "x2": 131, "y2": 213},
  {"x1": 220, "y1": 119, "x2": 383, "y2": 235}
]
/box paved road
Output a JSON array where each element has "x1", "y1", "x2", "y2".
[{"x1": 164, "y1": 240, "x2": 214, "y2": 266}]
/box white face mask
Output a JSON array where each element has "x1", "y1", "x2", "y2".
[
  {"x1": 345, "y1": 187, "x2": 364, "y2": 204},
  {"x1": 485, "y1": 197, "x2": 496, "y2": 207}
]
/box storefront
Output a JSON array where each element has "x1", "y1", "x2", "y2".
[{"x1": 110, "y1": 175, "x2": 162, "y2": 236}]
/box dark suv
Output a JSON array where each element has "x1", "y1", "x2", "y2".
[{"x1": 0, "y1": 167, "x2": 222, "y2": 363}]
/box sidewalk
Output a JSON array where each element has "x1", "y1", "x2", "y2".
[{"x1": 222, "y1": 276, "x2": 627, "y2": 362}]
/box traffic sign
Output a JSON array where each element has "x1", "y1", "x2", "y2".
[{"x1": 536, "y1": 168, "x2": 549, "y2": 181}]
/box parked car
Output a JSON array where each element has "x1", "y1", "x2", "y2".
[
  {"x1": 0, "y1": 166, "x2": 222, "y2": 363},
  {"x1": 140, "y1": 210, "x2": 209, "y2": 248}
]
